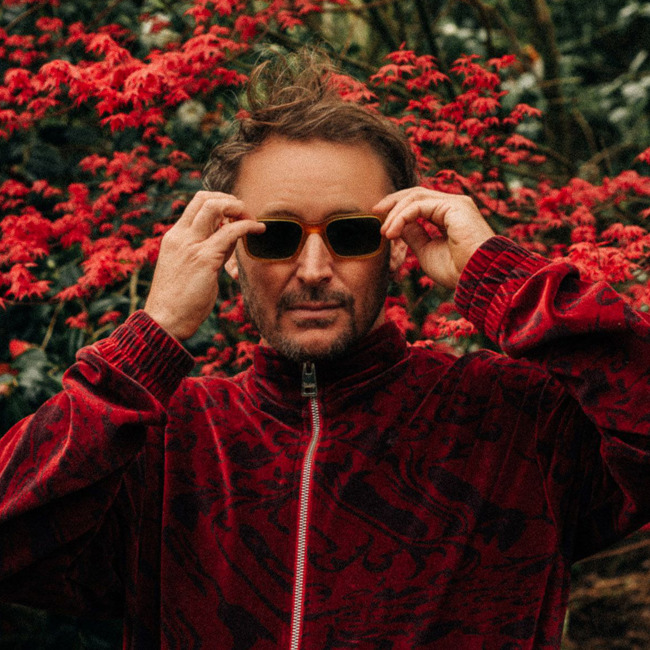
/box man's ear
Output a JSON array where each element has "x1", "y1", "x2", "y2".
[
  {"x1": 225, "y1": 253, "x2": 239, "y2": 280},
  {"x1": 389, "y1": 238, "x2": 408, "y2": 274}
]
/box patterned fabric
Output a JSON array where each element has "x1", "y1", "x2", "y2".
[{"x1": 1, "y1": 236, "x2": 649, "y2": 649}]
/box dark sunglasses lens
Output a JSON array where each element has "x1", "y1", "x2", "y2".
[
  {"x1": 246, "y1": 221, "x2": 303, "y2": 259},
  {"x1": 327, "y1": 217, "x2": 382, "y2": 257}
]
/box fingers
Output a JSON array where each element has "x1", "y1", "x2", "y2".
[
  {"x1": 176, "y1": 190, "x2": 252, "y2": 240},
  {"x1": 162, "y1": 191, "x2": 265, "y2": 272},
  {"x1": 400, "y1": 220, "x2": 435, "y2": 256},
  {"x1": 376, "y1": 188, "x2": 472, "y2": 240},
  {"x1": 204, "y1": 218, "x2": 265, "y2": 265},
  {"x1": 175, "y1": 191, "x2": 227, "y2": 227}
]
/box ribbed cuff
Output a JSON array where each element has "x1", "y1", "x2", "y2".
[
  {"x1": 455, "y1": 236, "x2": 549, "y2": 339},
  {"x1": 89, "y1": 310, "x2": 195, "y2": 404}
]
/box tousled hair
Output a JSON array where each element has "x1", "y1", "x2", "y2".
[{"x1": 202, "y1": 50, "x2": 418, "y2": 194}]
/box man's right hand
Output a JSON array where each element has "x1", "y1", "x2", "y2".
[{"x1": 144, "y1": 191, "x2": 265, "y2": 341}]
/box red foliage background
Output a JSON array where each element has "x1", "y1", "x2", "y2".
[{"x1": 0, "y1": 0, "x2": 649, "y2": 411}]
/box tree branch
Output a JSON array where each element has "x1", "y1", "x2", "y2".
[
  {"x1": 359, "y1": 0, "x2": 400, "y2": 53},
  {"x1": 524, "y1": 0, "x2": 574, "y2": 167},
  {"x1": 413, "y1": 0, "x2": 441, "y2": 60},
  {"x1": 462, "y1": 0, "x2": 532, "y2": 72},
  {"x1": 128, "y1": 268, "x2": 141, "y2": 316}
]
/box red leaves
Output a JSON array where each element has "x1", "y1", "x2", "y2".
[
  {"x1": 385, "y1": 296, "x2": 415, "y2": 335},
  {"x1": 500, "y1": 172, "x2": 650, "y2": 300},
  {"x1": 504, "y1": 134, "x2": 537, "y2": 150},
  {"x1": 567, "y1": 243, "x2": 636, "y2": 284},
  {"x1": 365, "y1": 48, "x2": 650, "y2": 336},
  {"x1": 151, "y1": 166, "x2": 182, "y2": 186},
  {"x1": 372, "y1": 50, "x2": 546, "y2": 181},
  {"x1": 422, "y1": 313, "x2": 477, "y2": 340},
  {"x1": 327, "y1": 73, "x2": 377, "y2": 104},
  {"x1": 637, "y1": 148, "x2": 650, "y2": 165},
  {"x1": 503, "y1": 103, "x2": 542, "y2": 125},
  {"x1": 8, "y1": 339, "x2": 33, "y2": 359},
  {"x1": 372, "y1": 63, "x2": 416, "y2": 85},
  {"x1": 0, "y1": 3, "x2": 648, "y2": 366},
  {"x1": 372, "y1": 47, "x2": 447, "y2": 90},
  {"x1": 79, "y1": 243, "x2": 134, "y2": 288},
  {"x1": 79, "y1": 154, "x2": 109, "y2": 175},
  {"x1": 0, "y1": 181, "x2": 58, "y2": 302},
  {"x1": 487, "y1": 54, "x2": 517, "y2": 71},
  {"x1": 65, "y1": 311, "x2": 89, "y2": 329},
  {"x1": 7, "y1": 20, "x2": 247, "y2": 141},
  {"x1": 35, "y1": 18, "x2": 64, "y2": 34},
  {"x1": 187, "y1": 0, "x2": 245, "y2": 24},
  {"x1": 3, "y1": 264, "x2": 50, "y2": 299},
  {"x1": 452, "y1": 54, "x2": 501, "y2": 91}
]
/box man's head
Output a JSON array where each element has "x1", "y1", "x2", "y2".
[
  {"x1": 205, "y1": 51, "x2": 417, "y2": 363},
  {"x1": 203, "y1": 49, "x2": 417, "y2": 195}
]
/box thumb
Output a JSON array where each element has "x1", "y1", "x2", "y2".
[
  {"x1": 204, "y1": 219, "x2": 265, "y2": 263},
  {"x1": 400, "y1": 221, "x2": 435, "y2": 256},
  {"x1": 400, "y1": 221, "x2": 459, "y2": 289}
]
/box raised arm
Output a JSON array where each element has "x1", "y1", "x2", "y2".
[
  {"x1": 0, "y1": 189, "x2": 262, "y2": 611},
  {"x1": 377, "y1": 186, "x2": 649, "y2": 431},
  {"x1": 378, "y1": 186, "x2": 650, "y2": 553}
]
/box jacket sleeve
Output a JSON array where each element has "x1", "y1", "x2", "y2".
[
  {"x1": 0, "y1": 311, "x2": 194, "y2": 615},
  {"x1": 455, "y1": 236, "x2": 650, "y2": 559}
]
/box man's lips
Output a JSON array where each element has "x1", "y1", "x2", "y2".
[
  {"x1": 285, "y1": 302, "x2": 343, "y2": 318},
  {"x1": 290, "y1": 302, "x2": 341, "y2": 310}
]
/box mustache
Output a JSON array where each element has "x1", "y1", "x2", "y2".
[{"x1": 277, "y1": 287, "x2": 355, "y2": 312}]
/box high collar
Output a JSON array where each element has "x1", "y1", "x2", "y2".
[{"x1": 250, "y1": 321, "x2": 408, "y2": 402}]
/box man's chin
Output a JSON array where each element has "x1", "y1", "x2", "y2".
[{"x1": 271, "y1": 326, "x2": 355, "y2": 363}]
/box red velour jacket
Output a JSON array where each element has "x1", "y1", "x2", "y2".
[{"x1": 1, "y1": 236, "x2": 650, "y2": 649}]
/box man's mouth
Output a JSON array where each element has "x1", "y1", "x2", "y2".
[
  {"x1": 277, "y1": 289, "x2": 353, "y2": 323},
  {"x1": 286, "y1": 302, "x2": 343, "y2": 318}
]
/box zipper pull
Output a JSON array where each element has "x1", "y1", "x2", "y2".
[{"x1": 301, "y1": 361, "x2": 317, "y2": 398}]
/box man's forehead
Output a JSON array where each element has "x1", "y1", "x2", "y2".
[
  {"x1": 231, "y1": 137, "x2": 392, "y2": 226},
  {"x1": 234, "y1": 136, "x2": 391, "y2": 183}
]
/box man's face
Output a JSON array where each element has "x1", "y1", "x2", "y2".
[{"x1": 230, "y1": 136, "x2": 396, "y2": 363}]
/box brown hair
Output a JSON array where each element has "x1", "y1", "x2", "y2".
[{"x1": 202, "y1": 50, "x2": 418, "y2": 194}]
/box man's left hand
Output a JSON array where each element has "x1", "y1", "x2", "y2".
[{"x1": 375, "y1": 188, "x2": 495, "y2": 289}]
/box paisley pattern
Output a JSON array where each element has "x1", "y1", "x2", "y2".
[{"x1": 1, "y1": 237, "x2": 649, "y2": 649}]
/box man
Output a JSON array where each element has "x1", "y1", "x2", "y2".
[{"x1": 1, "y1": 52, "x2": 649, "y2": 649}]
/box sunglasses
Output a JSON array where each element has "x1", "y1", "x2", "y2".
[{"x1": 243, "y1": 214, "x2": 386, "y2": 262}]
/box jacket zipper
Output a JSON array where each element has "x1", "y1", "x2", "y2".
[{"x1": 289, "y1": 361, "x2": 321, "y2": 650}]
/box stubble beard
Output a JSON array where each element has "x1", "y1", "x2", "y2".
[{"x1": 236, "y1": 256, "x2": 390, "y2": 363}]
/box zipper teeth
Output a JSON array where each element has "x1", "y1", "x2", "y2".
[{"x1": 290, "y1": 396, "x2": 321, "y2": 650}]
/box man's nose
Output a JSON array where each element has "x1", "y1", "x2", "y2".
[{"x1": 295, "y1": 233, "x2": 334, "y2": 283}]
